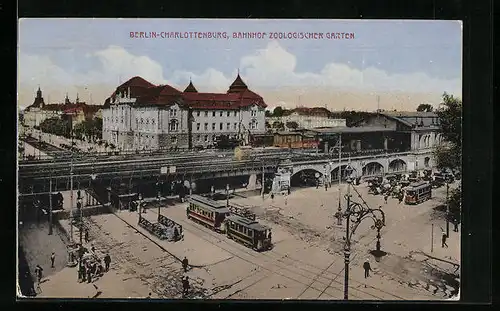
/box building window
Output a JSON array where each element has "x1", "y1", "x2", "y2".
[
  {"x1": 212, "y1": 135, "x2": 216, "y2": 141},
  {"x1": 227, "y1": 111, "x2": 230, "y2": 117},
  {"x1": 146, "y1": 119, "x2": 149, "y2": 124},
  {"x1": 170, "y1": 109, "x2": 177, "y2": 117},
  {"x1": 141, "y1": 118, "x2": 144, "y2": 124},
  {"x1": 171, "y1": 136, "x2": 177, "y2": 144},
  {"x1": 212, "y1": 111, "x2": 216, "y2": 117},
  {"x1": 251, "y1": 110, "x2": 256, "y2": 117},
  {"x1": 212, "y1": 123, "x2": 216, "y2": 130},
  {"x1": 204, "y1": 123, "x2": 208, "y2": 131},
  {"x1": 196, "y1": 111, "x2": 200, "y2": 117},
  {"x1": 169, "y1": 120, "x2": 179, "y2": 132},
  {"x1": 220, "y1": 111, "x2": 223, "y2": 117},
  {"x1": 234, "y1": 123, "x2": 238, "y2": 130},
  {"x1": 227, "y1": 123, "x2": 230, "y2": 130},
  {"x1": 204, "y1": 135, "x2": 208, "y2": 142},
  {"x1": 197, "y1": 135, "x2": 201, "y2": 142},
  {"x1": 219, "y1": 123, "x2": 223, "y2": 131},
  {"x1": 152, "y1": 119, "x2": 155, "y2": 125},
  {"x1": 234, "y1": 111, "x2": 237, "y2": 117},
  {"x1": 196, "y1": 123, "x2": 200, "y2": 131},
  {"x1": 204, "y1": 111, "x2": 208, "y2": 117}
]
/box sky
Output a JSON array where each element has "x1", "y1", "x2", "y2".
[{"x1": 18, "y1": 19, "x2": 462, "y2": 112}]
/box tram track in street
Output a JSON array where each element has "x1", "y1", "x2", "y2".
[{"x1": 149, "y1": 208, "x2": 403, "y2": 300}]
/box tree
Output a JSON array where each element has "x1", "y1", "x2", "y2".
[
  {"x1": 286, "y1": 121, "x2": 299, "y2": 130},
  {"x1": 434, "y1": 92, "x2": 462, "y2": 170},
  {"x1": 434, "y1": 92, "x2": 462, "y2": 222},
  {"x1": 416, "y1": 103, "x2": 434, "y2": 112},
  {"x1": 272, "y1": 121, "x2": 284, "y2": 129},
  {"x1": 265, "y1": 110, "x2": 273, "y2": 117},
  {"x1": 272, "y1": 106, "x2": 284, "y2": 117}
]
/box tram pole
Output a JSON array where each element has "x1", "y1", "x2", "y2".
[
  {"x1": 343, "y1": 177, "x2": 351, "y2": 300},
  {"x1": 261, "y1": 163, "x2": 265, "y2": 200},
  {"x1": 337, "y1": 133, "x2": 342, "y2": 225},
  {"x1": 226, "y1": 184, "x2": 230, "y2": 208},
  {"x1": 48, "y1": 177, "x2": 53, "y2": 235}
]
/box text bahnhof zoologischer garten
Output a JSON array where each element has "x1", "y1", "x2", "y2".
[{"x1": 129, "y1": 31, "x2": 355, "y2": 40}]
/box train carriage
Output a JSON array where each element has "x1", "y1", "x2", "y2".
[
  {"x1": 224, "y1": 215, "x2": 272, "y2": 252},
  {"x1": 186, "y1": 194, "x2": 230, "y2": 232},
  {"x1": 404, "y1": 181, "x2": 432, "y2": 205}
]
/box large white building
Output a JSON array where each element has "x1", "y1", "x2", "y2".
[
  {"x1": 267, "y1": 107, "x2": 346, "y2": 131},
  {"x1": 102, "y1": 74, "x2": 267, "y2": 150}
]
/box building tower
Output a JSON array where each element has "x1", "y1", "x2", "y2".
[
  {"x1": 183, "y1": 78, "x2": 198, "y2": 93},
  {"x1": 34, "y1": 86, "x2": 45, "y2": 108}
]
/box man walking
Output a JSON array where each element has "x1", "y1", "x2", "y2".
[
  {"x1": 85, "y1": 228, "x2": 89, "y2": 243},
  {"x1": 363, "y1": 260, "x2": 372, "y2": 278},
  {"x1": 453, "y1": 219, "x2": 459, "y2": 232},
  {"x1": 182, "y1": 276, "x2": 190, "y2": 297},
  {"x1": 182, "y1": 256, "x2": 189, "y2": 272},
  {"x1": 34, "y1": 264, "x2": 43, "y2": 284},
  {"x1": 104, "y1": 253, "x2": 111, "y2": 272},
  {"x1": 384, "y1": 194, "x2": 389, "y2": 204},
  {"x1": 441, "y1": 231, "x2": 449, "y2": 248},
  {"x1": 50, "y1": 252, "x2": 55, "y2": 268}
]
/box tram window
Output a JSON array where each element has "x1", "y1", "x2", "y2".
[{"x1": 249, "y1": 230, "x2": 253, "y2": 237}]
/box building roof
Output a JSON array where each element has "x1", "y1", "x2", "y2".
[
  {"x1": 379, "y1": 111, "x2": 440, "y2": 128},
  {"x1": 226, "y1": 214, "x2": 269, "y2": 231},
  {"x1": 184, "y1": 80, "x2": 198, "y2": 93},
  {"x1": 284, "y1": 107, "x2": 331, "y2": 117},
  {"x1": 104, "y1": 74, "x2": 267, "y2": 110},
  {"x1": 310, "y1": 126, "x2": 394, "y2": 135}
]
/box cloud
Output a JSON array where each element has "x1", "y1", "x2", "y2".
[{"x1": 18, "y1": 42, "x2": 461, "y2": 110}]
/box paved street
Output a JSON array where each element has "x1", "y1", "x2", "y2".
[{"x1": 28, "y1": 180, "x2": 460, "y2": 300}]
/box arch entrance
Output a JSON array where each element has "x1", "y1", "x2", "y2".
[
  {"x1": 388, "y1": 159, "x2": 407, "y2": 173},
  {"x1": 362, "y1": 162, "x2": 384, "y2": 176},
  {"x1": 291, "y1": 169, "x2": 323, "y2": 187}
]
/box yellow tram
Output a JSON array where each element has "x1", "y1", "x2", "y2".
[
  {"x1": 186, "y1": 195, "x2": 230, "y2": 232},
  {"x1": 225, "y1": 215, "x2": 272, "y2": 252}
]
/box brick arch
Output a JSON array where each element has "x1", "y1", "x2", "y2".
[
  {"x1": 362, "y1": 161, "x2": 385, "y2": 176},
  {"x1": 291, "y1": 166, "x2": 324, "y2": 178},
  {"x1": 388, "y1": 158, "x2": 407, "y2": 173},
  {"x1": 330, "y1": 164, "x2": 358, "y2": 181}
]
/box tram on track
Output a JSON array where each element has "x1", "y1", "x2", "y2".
[
  {"x1": 404, "y1": 181, "x2": 432, "y2": 205},
  {"x1": 186, "y1": 194, "x2": 230, "y2": 232},
  {"x1": 225, "y1": 214, "x2": 272, "y2": 252},
  {"x1": 186, "y1": 194, "x2": 273, "y2": 251}
]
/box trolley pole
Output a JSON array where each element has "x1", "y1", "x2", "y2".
[
  {"x1": 343, "y1": 178, "x2": 351, "y2": 300},
  {"x1": 48, "y1": 177, "x2": 53, "y2": 235},
  {"x1": 446, "y1": 182, "x2": 450, "y2": 237},
  {"x1": 261, "y1": 163, "x2": 265, "y2": 199},
  {"x1": 431, "y1": 224, "x2": 434, "y2": 253},
  {"x1": 337, "y1": 134, "x2": 342, "y2": 225}
]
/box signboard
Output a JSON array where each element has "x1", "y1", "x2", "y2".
[{"x1": 160, "y1": 166, "x2": 169, "y2": 174}]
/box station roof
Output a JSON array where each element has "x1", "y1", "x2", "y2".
[{"x1": 310, "y1": 126, "x2": 395, "y2": 135}]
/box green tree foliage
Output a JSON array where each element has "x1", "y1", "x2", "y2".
[
  {"x1": 416, "y1": 103, "x2": 434, "y2": 112},
  {"x1": 272, "y1": 106, "x2": 284, "y2": 117},
  {"x1": 434, "y1": 92, "x2": 462, "y2": 170},
  {"x1": 265, "y1": 110, "x2": 272, "y2": 117},
  {"x1": 39, "y1": 117, "x2": 72, "y2": 138},
  {"x1": 286, "y1": 121, "x2": 299, "y2": 130},
  {"x1": 434, "y1": 92, "x2": 462, "y2": 221}
]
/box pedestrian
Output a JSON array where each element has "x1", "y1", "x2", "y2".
[
  {"x1": 363, "y1": 260, "x2": 372, "y2": 278},
  {"x1": 284, "y1": 196, "x2": 288, "y2": 206},
  {"x1": 86, "y1": 265, "x2": 92, "y2": 283},
  {"x1": 146, "y1": 292, "x2": 152, "y2": 299},
  {"x1": 182, "y1": 256, "x2": 189, "y2": 272},
  {"x1": 287, "y1": 188, "x2": 291, "y2": 195},
  {"x1": 182, "y1": 276, "x2": 190, "y2": 296},
  {"x1": 398, "y1": 193, "x2": 403, "y2": 204},
  {"x1": 50, "y1": 252, "x2": 55, "y2": 268},
  {"x1": 441, "y1": 231, "x2": 448, "y2": 248},
  {"x1": 85, "y1": 228, "x2": 89, "y2": 243},
  {"x1": 453, "y1": 219, "x2": 459, "y2": 232},
  {"x1": 34, "y1": 265, "x2": 43, "y2": 284},
  {"x1": 384, "y1": 194, "x2": 388, "y2": 204},
  {"x1": 271, "y1": 193, "x2": 274, "y2": 201},
  {"x1": 104, "y1": 253, "x2": 111, "y2": 272}
]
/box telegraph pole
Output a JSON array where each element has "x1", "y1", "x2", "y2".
[
  {"x1": 337, "y1": 133, "x2": 343, "y2": 225},
  {"x1": 261, "y1": 163, "x2": 265, "y2": 199}
]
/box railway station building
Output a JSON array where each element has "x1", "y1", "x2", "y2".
[{"x1": 101, "y1": 74, "x2": 267, "y2": 150}]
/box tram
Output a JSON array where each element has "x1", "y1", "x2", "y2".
[
  {"x1": 225, "y1": 215, "x2": 272, "y2": 252},
  {"x1": 404, "y1": 181, "x2": 432, "y2": 205},
  {"x1": 186, "y1": 195, "x2": 230, "y2": 232}
]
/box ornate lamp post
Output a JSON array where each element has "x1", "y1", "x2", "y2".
[
  {"x1": 226, "y1": 184, "x2": 230, "y2": 207},
  {"x1": 341, "y1": 167, "x2": 386, "y2": 300},
  {"x1": 138, "y1": 193, "x2": 143, "y2": 220},
  {"x1": 446, "y1": 181, "x2": 450, "y2": 237},
  {"x1": 77, "y1": 190, "x2": 84, "y2": 245},
  {"x1": 156, "y1": 181, "x2": 161, "y2": 221}
]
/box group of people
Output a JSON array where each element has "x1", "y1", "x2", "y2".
[{"x1": 77, "y1": 249, "x2": 112, "y2": 284}]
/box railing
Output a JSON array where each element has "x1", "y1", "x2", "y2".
[
  {"x1": 290, "y1": 150, "x2": 423, "y2": 166},
  {"x1": 138, "y1": 217, "x2": 169, "y2": 240}
]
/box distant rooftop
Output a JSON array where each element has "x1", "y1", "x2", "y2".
[{"x1": 310, "y1": 126, "x2": 394, "y2": 135}]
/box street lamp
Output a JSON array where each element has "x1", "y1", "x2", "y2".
[
  {"x1": 156, "y1": 181, "x2": 161, "y2": 221},
  {"x1": 226, "y1": 184, "x2": 230, "y2": 207},
  {"x1": 77, "y1": 190, "x2": 83, "y2": 245},
  {"x1": 341, "y1": 167, "x2": 386, "y2": 300},
  {"x1": 446, "y1": 181, "x2": 450, "y2": 237},
  {"x1": 334, "y1": 134, "x2": 343, "y2": 226},
  {"x1": 138, "y1": 193, "x2": 143, "y2": 220}
]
